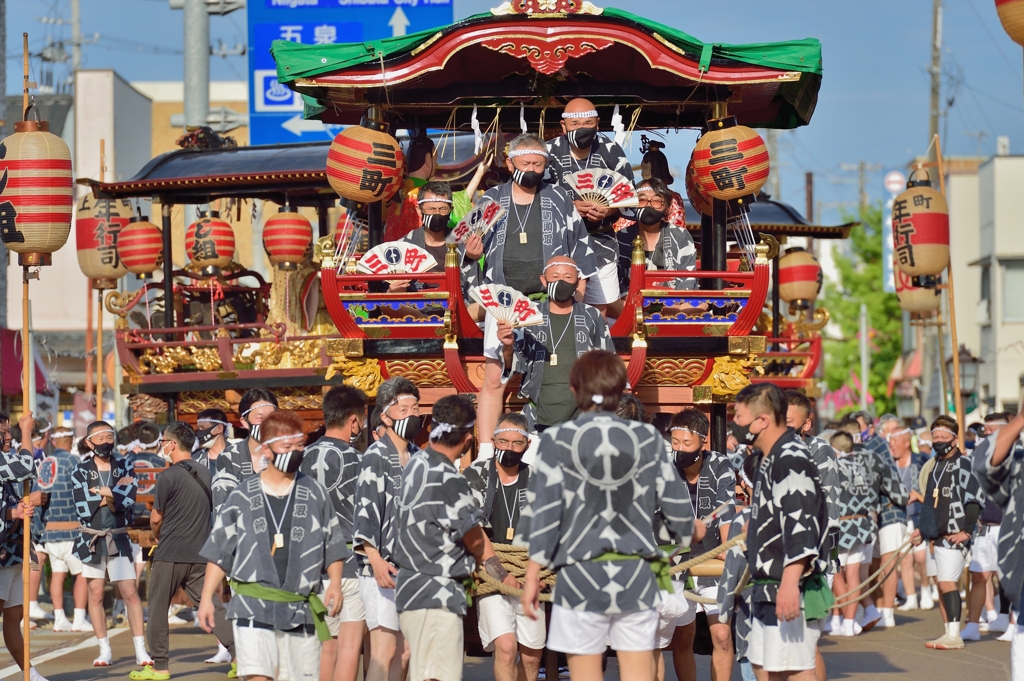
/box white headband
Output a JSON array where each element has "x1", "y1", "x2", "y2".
[
  {"x1": 86, "y1": 428, "x2": 116, "y2": 442},
  {"x1": 429, "y1": 420, "x2": 475, "y2": 441},
  {"x1": 34, "y1": 422, "x2": 52, "y2": 436},
  {"x1": 543, "y1": 261, "x2": 584, "y2": 276},
  {"x1": 932, "y1": 426, "x2": 958, "y2": 438},
  {"x1": 507, "y1": 148, "x2": 549, "y2": 159},
  {"x1": 493, "y1": 427, "x2": 529, "y2": 438},
  {"x1": 636, "y1": 185, "x2": 655, "y2": 194},
  {"x1": 739, "y1": 468, "x2": 754, "y2": 489},
  {"x1": 417, "y1": 197, "x2": 452, "y2": 205},
  {"x1": 52, "y1": 429, "x2": 74, "y2": 439},
  {"x1": 197, "y1": 418, "x2": 230, "y2": 427},
  {"x1": 259, "y1": 433, "x2": 305, "y2": 447},
  {"x1": 591, "y1": 395, "x2": 605, "y2": 405},
  {"x1": 562, "y1": 110, "x2": 598, "y2": 119},
  {"x1": 886, "y1": 428, "x2": 912, "y2": 440},
  {"x1": 986, "y1": 420, "x2": 1008, "y2": 427},
  {"x1": 670, "y1": 426, "x2": 708, "y2": 439},
  {"x1": 383, "y1": 393, "x2": 418, "y2": 412},
  {"x1": 242, "y1": 402, "x2": 276, "y2": 418},
  {"x1": 117, "y1": 439, "x2": 142, "y2": 453}
]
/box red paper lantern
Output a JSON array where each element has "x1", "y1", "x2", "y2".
[
  {"x1": 0, "y1": 120, "x2": 73, "y2": 266},
  {"x1": 692, "y1": 117, "x2": 769, "y2": 205},
  {"x1": 684, "y1": 158, "x2": 713, "y2": 217},
  {"x1": 185, "y1": 211, "x2": 235, "y2": 276},
  {"x1": 892, "y1": 169, "x2": 949, "y2": 284},
  {"x1": 327, "y1": 122, "x2": 404, "y2": 204},
  {"x1": 76, "y1": 194, "x2": 132, "y2": 289},
  {"x1": 895, "y1": 266, "x2": 940, "y2": 315},
  {"x1": 117, "y1": 216, "x2": 163, "y2": 279},
  {"x1": 778, "y1": 247, "x2": 822, "y2": 311},
  {"x1": 997, "y1": 0, "x2": 1024, "y2": 46},
  {"x1": 263, "y1": 209, "x2": 312, "y2": 270}
]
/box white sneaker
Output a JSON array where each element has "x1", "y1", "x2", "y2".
[
  {"x1": 205, "y1": 644, "x2": 233, "y2": 664},
  {"x1": 986, "y1": 609, "x2": 1000, "y2": 623},
  {"x1": 990, "y1": 614, "x2": 1010, "y2": 633},
  {"x1": 979, "y1": 620, "x2": 990, "y2": 633},
  {"x1": 997, "y1": 626, "x2": 1015, "y2": 642},
  {"x1": 29, "y1": 667, "x2": 49, "y2": 681},
  {"x1": 921, "y1": 590, "x2": 936, "y2": 610},
  {"x1": 899, "y1": 595, "x2": 919, "y2": 611},
  {"x1": 70, "y1": 618, "x2": 93, "y2": 633},
  {"x1": 961, "y1": 622, "x2": 981, "y2": 641},
  {"x1": 52, "y1": 612, "x2": 72, "y2": 632},
  {"x1": 833, "y1": 619, "x2": 857, "y2": 637},
  {"x1": 93, "y1": 648, "x2": 113, "y2": 667},
  {"x1": 860, "y1": 605, "x2": 882, "y2": 632},
  {"x1": 28, "y1": 603, "x2": 51, "y2": 620},
  {"x1": 880, "y1": 611, "x2": 896, "y2": 628},
  {"x1": 167, "y1": 614, "x2": 189, "y2": 625},
  {"x1": 926, "y1": 632, "x2": 965, "y2": 650}
]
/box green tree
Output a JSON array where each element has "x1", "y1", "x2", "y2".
[{"x1": 821, "y1": 202, "x2": 903, "y2": 416}]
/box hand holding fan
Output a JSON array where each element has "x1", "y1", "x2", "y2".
[
  {"x1": 356, "y1": 241, "x2": 438, "y2": 275},
  {"x1": 565, "y1": 169, "x2": 639, "y2": 208},
  {"x1": 470, "y1": 284, "x2": 544, "y2": 327},
  {"x1": 447, "y1": 196, "x2": 506, "y2": 245}
]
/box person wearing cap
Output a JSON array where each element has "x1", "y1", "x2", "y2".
[
  {"x1": 887, "y1": 423, "x2": 931, "y2": 613},
  {"x1": 664, "y1": 409, "x2": 735, "y2": 681},
  {"x1": 914, "y1": 415, "x2": 983, "y2": 650},
  {"x1": 546, "y1": 98, "x2": 634, "y2": 315},
  {"x1": 463, "y1": 413, "x2": 545, "y2": 681},
  {"x1": 353, "y1": 377, "x2": 423, "y2": 681},
  {"x1": 491, "y1": 256, "x2": 613, "y2": 432},
  {"x1": 71, "y1": 420, "x2": 152, "y2": 667},
  {"x1": 299, "y1": 385, "x2": 369, "y2": 681},
  {"x1": 132, "y1": 421, "x2": 234, "y2": 681},
  {"x1": 518, "y1": 350, "x2": 698, "y2": 681},
  {"x1": 212, "y1": 388, "x2": 279, "y2": 510},
  {"x1": 395, "y1": 395, "x2": 516, "y2": 681},
  {"x1": 33, "y1": 425, "x2": 90, "y2": 633},
  {"x1": 192, "y1": 408, "x2": 231, "y2": 474},
  {"x1": 197, "y1": 410, "x2": 348, "y2": 681}
]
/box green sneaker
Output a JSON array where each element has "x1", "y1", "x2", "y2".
[
  {"x1": 129, "y1": 668, "x2": 171, "y2": 681},
  {"x1": 227, "y1": 662, "x2": 237, "y2": 679}
]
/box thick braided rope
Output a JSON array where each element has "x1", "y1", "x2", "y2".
[{"x1": 831, "y1": 539, "x2": 916, "y2": 609}]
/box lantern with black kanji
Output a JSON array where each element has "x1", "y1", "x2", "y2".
[
  {"x1": 685, "y1": 158, "x2": 713, "y2": 217},
  {"x1": 327, "y1": 119, "x2": 404, "y2": 204},
  {"x1": 692, "y1": 117, "x2": 769, "y2": 207},
  {"x1": 75, "y1": 194, "x2": 132, "y2": 289},
  {"x1": 117, "y1": 215, "x2": 163, "y2": 279},
  {"x1": 263, "y1": 208, "x2": 312, "y2": 270},
  {"x1": 891, "y1": 169, "x2": 949, "y2": 287},
  {"x1": 997, "y1": 0, "x2": 1024, "y2": 46},
  {"x1": 185, "y1": 211, "x2": 235, "y2": 276},
  {"x1": 778, "y1": 247, "x2": 822, "y2": 313},
  {"x1": 0, "y1": 120, "x2": 73, "y2": 266},
  {"x1": 895, "y1": 266, "x2": 940, "y2": 315}
]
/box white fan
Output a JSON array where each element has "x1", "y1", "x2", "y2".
[
  {"x1": 470, "y1": 284, "x2": 544, "y2": 327},
  {"x1": 447, "y1": 196, "x2": 506, "y2": 245},
  {"x1": 356, "y1": 241, "x2": 438, "y2": 275},
  {"x1": 564, "y1": 169, "x2": 639, "y2": 208}
]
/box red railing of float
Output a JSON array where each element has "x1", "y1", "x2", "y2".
[{"x1": 750, "y1": 335, "x2": 822, "y2": 389}]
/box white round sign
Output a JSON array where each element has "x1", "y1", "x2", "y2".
[{"x1": 884, "y1": 171, "x2": 907, "y2": 195}]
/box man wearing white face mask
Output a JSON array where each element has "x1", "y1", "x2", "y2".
[
  {"x1": 354, "y1": 377, "x2": 422, "y2": 681},
  {"x1": 212, "y1": 388, "x2": 278, "y2": 510}
]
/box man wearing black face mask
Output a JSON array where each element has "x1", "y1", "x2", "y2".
[
  {"x1": 494, "y1": 256, "x2": 613, "y2": 432},
  {"x1": 547, "y1": 98, "x2": 635, "y2": 315},
  {"x1": 212, "y1": 388, "x2": 278, "y2": 510},
  {"x1": 192, "y1": 408, "x2": 230, "y2": 474},
  {"x1": 300, "y1": 385, "x2": 369, "y2": 681},
  {"x1": 464, "y1": 413, "x2": 546, "y2": 681}
]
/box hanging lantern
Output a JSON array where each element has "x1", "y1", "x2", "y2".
[
  {"x1": 685, "y1": 158, "x2": 713, "y2": 217},
  {"x1": 895, "y1": 266, "x2": 940, "y2": 315},
  {"x1": 996, "y1": 0, "x2": 1024, "y2": 46},
  {"x1": 692, "y1": 117, "x2": 769, "y2": 206},
  {"x1": 117, "y1": 215, "x2": 163, "y2": 279},
  {"x1": 327, "y1": 119, "x2": 404, "y2": 204},
  {"x1": 75, "y1": 194, "x2": 132, "y2": 289},
  {"x1": 778, "y1": 247, "x2": 822, "y2": 312},
  {"x1": 185, "y1": 210, "x2": 235, "y2": 276},
  {"x1": 0, "y1": 120, "x2": 73, "y2": 266},
  {"x1": 263, "y1": 208, "x2": 312, "y2": 270},
  {"x1": 892, "y1": 169, "x2": 949, "y2": 287}
]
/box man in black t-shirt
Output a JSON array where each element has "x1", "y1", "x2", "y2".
[{"x1": 134, "y1": 422, "x2": 234, "y2": 681}]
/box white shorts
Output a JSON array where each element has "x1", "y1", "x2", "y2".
[
  {"x1": 582, "y1": 261, "x2": 620, "y2": 306},
  {"x1": 878, "y1": 522, "x2": 908, "y2": 556},
  {"x1": 233, "y1": 621, "x2": 321, "y2": 680},
  {"x1": 0, "y1": 565, "x2": 24, "y2": 608},
  {"x1": 359, "y1": 576, "x2": 400, "y2": 631},
  {"x1": 656, "y1": 588, "x2": 695, "y2": 649},
  {"x1": 131, "y1": 542, "x2": 145, "y2": 565},
  {"x1": 547, "y1": 605, "x2": 659, "y2": 655},
  {"x1": 44, "y1": 541, "x2": 83, "y2": 576},
  {"x1": 908, "y1": 521, "x2": 927, "y2": 553},
  {"x1": 477, "y1": 593, "x2": 546, "y2": 651},
  {"x1": 838, "y1": 542, "x2": 871, "y2": 567},
  {"x1": 400, "y1": 608, "x2": 464, "y2": 681},
  {"x1": 326, "y1": 577, "x2": 365, "y2": 635},
  {"x1": 926, "y1": 544, "x2": 937, "y2": 577},
  {"x1": 934, "y1": 545, "x2": 968, "y2": 583},
  {"x1": 697, "y1": 584, "x2": 720, "y2": 617},
  {"x1": 81, "y1": 555, "x2": 135, "y2": 582},
  {"x1": 748, "y1": 609, "x2": 820, "y2": 672},
  {"x1": 970, "y1": 525, "x2": 1000, "y2": 573}
]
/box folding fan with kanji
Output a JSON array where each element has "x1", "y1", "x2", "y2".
[
  {"x1": 355, "y1": 241, "x2": 438, "y2": 275},
  {"x1": 564, "y1": 169, "x2": 639, "y2": 208},
  {"x1": 469, "y1": 284, "x2": 544, "y2": 327},
  {"x1": 447, "y1": 196, "x2": 506, "y2": 245}
]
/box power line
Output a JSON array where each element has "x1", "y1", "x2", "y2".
[{"x1": 963, "y1": 0, "x2": 1024, "y2": 85}]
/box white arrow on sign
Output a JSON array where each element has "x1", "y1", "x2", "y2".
[
  {"x1": 282, "y1": 114, "x2": 326, "y2": 136},
  {"x1": 389, "y1": 7, "x2": 410, "y2": 37}
]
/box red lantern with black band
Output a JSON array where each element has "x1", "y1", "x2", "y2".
[
  {"x1": 891, "y1": 168, "x2": 949, "y2": 287},
  {"x1": 117, "y1": 215, "x2": 163, "y2": 279},
  {"x1": 263, "y1": 208, "x2": 313, "y2": 270},
  {"x1": 75, "y1": 194, "x2": 132, "y2": 289},
  {"x1": 692, "y1": 117, "x2": 769, "y2": 207},
  {"x1": 327, "y1": 119, "x2": 405, "y2": 204},
  {"x1": 685, "y1": 157, "x2": 713, "y2": 217},
  {"x1": 185, "y1": 211, "x2": 235, "y2": 276}
]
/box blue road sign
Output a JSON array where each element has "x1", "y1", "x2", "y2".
[{"x1": 248, "y1": 0, "x2": 454, "y2": 146}]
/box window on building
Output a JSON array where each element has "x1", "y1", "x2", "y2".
[
  {"x1": 981, "y1": 265, "x2": 991, "y2": 301},
  {"x1": 1005, "y1": 401, "x2": 1019, "y2": 415},
  {"x1": 1004, "y1": 262, "x2": 1024, "y2": 321}
]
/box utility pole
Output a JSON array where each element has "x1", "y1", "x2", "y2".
[
  {"x1": 183, "y1": 0, "x2": 209, "y2": 129},
  {"x1": 860, "y1": 303, "x2": 870, "y2": 411},
  {"x1": 929, "y1": 0, "x2": 942, "y2": 162},
  {"x1": 859, "y1": 160, "x2": 867, "y2": 210},
  {"x1": 805, "y1": 172, "x2": 814, "y2": 223},
  {"x1": 766, "y1": 129, "x2": 781, "y2": 199},
  {"x1": 71, "y1": 0, "x2": 80, "y2": 71}
]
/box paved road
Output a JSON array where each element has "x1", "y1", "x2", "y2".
[{"x1": 0, "y1": 608, "x2": 1011, "y2": 680}]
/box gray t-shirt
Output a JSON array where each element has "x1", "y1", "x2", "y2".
[
  {"x1": 153, "y1": 461, "x2": 213, "y2": 564},
  {"x1": 502, "y1": 198, "x2": 545, "y2": 295},
  {"x1": 535, "y1": 311, "x2": 578, "y2": 427}
]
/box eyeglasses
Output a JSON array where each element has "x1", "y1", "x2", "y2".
[
  {"x1": 420, "y1": 204, "x2": 452, "y2": 216},
  {"x1": 494, "y1": 437, "x2": 528, "y2": 449},
  {"x1": 637, "y1": 197, "x2": 666, "y2": 209}
]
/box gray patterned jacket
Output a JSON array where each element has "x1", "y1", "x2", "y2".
[
  {"x1": 394, "y1": 448, "x2": 486, "y2": 616},
  {"x1": 615, "y1": 223, "x2": 698, "y2": 295},
  {"x1": 200, "y1": 472, "x2": 349, "y2": 629},
  {"x1": 300, "y1": 436, "x2": 361, "y2": 577},
  {"x1": 973, "y1": 436, "x2": 1024, "y2": 606},
  {"x1": 463, "y1": 456, "x2": 530, "y2": 539},
  {"x1": 717, "y1": 506, "x2": 751, "y2": 660},
  {"x1": 806, "y1": 436, "x2": 841, "y2": 531},
  {"x1": 353, "y1": 436, "x2": 421, "y2": 577},
  {"x1": 0, "y1": 447, "x2": 35, "y2": 565},
  {"x1": 211, "y1": 439, "x2": 259, "y2": 511},
  {"x1": 71, "y1": 455, "x2": 137, "y2": 562},
  {"x1": 515, "y1": 411, "x2": 694, "y2": 613}
]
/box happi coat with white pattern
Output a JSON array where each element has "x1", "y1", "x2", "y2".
[
  {"x1": 0, "y1": 446, "x2": 35, "y2": 566},
  {"x1": 353, "y1": 436, "x2": 421, "y2": 578},
  {"x1": 300, "y1": 435, "x2": 362, "y2": 579},
  {"x1": 71, "y1": 455, "x2": 137, "y2": 562},
  {"x1": 973, "y1": 437, "x2": 1024, "y2": 607}
]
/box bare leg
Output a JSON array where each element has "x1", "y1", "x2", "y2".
[
  {"x1": 519, "y1": 645, "x2": 542, "y2": 681},
  {"x1": 3, "y1": 603, "x2": 30, "y2": 671},
  {"x1": 815, "y1": 648, "x2": 826, "y2": 681},
  {"x1": 670, "y1": 622, "x2": 696, "y2": 681},
  {"x1": 617, "y1": 650, "x2": 655, "y2": 681},
  {"x1": 493, "y1": 633, "x2": 518, "y2": 681},
  {"x1": 842, "y1": 563, "x2": 862, "y2": 623},
  {"x1": 708, "y1": 617, "x2": 734, "y2": 681},
  {"x1": 566, "y1": 653, "x2": 604, "y2": 681},
  {"x1": 968, "y1": 571, "x2": 988, "y2": 624},
  {"x1": 900, "y1": 551, "x2": 917, "y2": 603},
  {"x1": 50, "y1": 571, "x2": 67, "y2": 618},
  {"x1": 88, "y1": 577, "x2": 108, "y2": 640},
  {"x1": 880, "y1": 552, "x2": 899, "y2": 609},
  {"x1": 321, "y1": 638, "x2": 339, "y2": 681},
  {"x1": 117, "y1": 578, "x2": 146, "y2": 638},
  {"x1": 767, "y1": 671, "x2": 818, "y2": 681},
  {"x1": 29, "y1": 552, "x2": 45, "y2": 614},
  {"x1": 366, "y1": 627, "x2": 397, "y2": 681},
  {"x1": 335, "y1": 620, "x2": 367, "y2": 681}
]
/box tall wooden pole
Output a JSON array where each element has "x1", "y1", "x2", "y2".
[
  {"x1": 20, "y1": 32, "x2": 31, "y2": 681},
  {"x1": 95, "y1": 140, "x2": 105, "y2": 421}
]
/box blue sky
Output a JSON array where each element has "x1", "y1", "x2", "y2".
[{"x1": 7, "y1": 0, "x2": 1023, "y2": 226}]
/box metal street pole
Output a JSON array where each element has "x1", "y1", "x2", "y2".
[
  {"x1": 860, "y1": 303, "x2": 870, "y2": 411},
  {"x1": 183, "y1": 0, "x2": 209, "y2": 129}
]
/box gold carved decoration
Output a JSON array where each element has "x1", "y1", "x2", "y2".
[
  {"x1": 490, "y1": 0, "x2": 604, "y2": 16},
  {"x1": 385, "y1": 360, "x2": 453, "y2": 388},
  {"x1": 128, "y1": 394, "x2": 169, "y2": 421},
  {"x1": 701, "y1": 355, "x2": 764, "y2": 400},
  {"x1": 176, "y1": 391, "x2": 233, "y2": 414},
  {"x1": 637, "y1": 358, "x2": 707, "y2": 387},
  {"x1": 794, "y1": 307, "x2": 830, "y2": 336},
  {"x1": 324, "y1": 357, "x2": 382, "y2": 396},
  {"x1": 138, "y1": 346, "x2": 222, "y2": 374}
]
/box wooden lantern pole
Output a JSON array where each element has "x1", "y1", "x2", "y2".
[
  {"x1": 20, "y1": 33, "x2": 32, "y2": 681},
  {"x1": 95, "y1": 140, "x2": 105, "y2": 422}
]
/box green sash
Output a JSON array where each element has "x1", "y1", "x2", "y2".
[
  {"x1": 229, "y1": 580, "x2": 331, "y2": 642},
  {"x1": 592, "y1": 553, "x2": 674, "y2": 593},
  {"x1": 751, "y1": 573, "x2": 834, "y2": 622}
]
